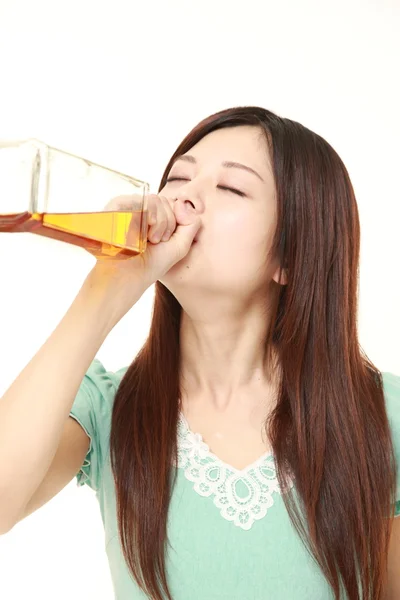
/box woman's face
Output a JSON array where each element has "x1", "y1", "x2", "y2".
[{"x1": 159, "y1": 125, "x2": 283, "y2": 300}]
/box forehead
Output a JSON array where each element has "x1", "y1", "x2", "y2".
[{"x1": 187, "y1": 125, "x2": 269, "y2": 170}]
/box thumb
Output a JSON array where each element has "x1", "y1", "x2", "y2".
[
  {"x1": 173, "y1": 198, "x2": 199, "y2": 227},
  {"x1": 143, "y1": 199, "x2": 201, "y2": 278},
  {"x1": 168, "y1": 201, "x2": 201, "y2": 259}
]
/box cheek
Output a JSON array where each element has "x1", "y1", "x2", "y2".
[
  {"x1": 212, "y1": 208, "x2": 269, "y2": 254},
  {"x1": 213, "y1": 208, "x2": 253, "y2": 239}
]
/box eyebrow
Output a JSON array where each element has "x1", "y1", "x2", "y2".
[{"x1": 173, "y1": 154, "x2": 265, "y2": 183}]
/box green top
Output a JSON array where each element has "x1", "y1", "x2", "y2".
[{"x1": 69, "y1": 360, "x2": 400, "y2": 600}]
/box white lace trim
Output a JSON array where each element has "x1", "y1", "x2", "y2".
[{"x1": 176, "y1": 412, "x2": 294, "y2": 531}]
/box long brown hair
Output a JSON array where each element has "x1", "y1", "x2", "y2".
[{"x1": 110, "y1": 106, "x2": 398, "y2": 600}]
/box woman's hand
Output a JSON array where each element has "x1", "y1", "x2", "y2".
[{"x1": 80, "y1": 194, "x2": 200, "y2": 327}]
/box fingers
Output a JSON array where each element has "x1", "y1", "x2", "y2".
[
  {"x1": 147, "y1": 194, "x2": 177, "y2": 244},
  {"x1": 140, "y1": 196, "x2": 201, "y2": 279},
  {"x1": 160, "y1": 196, "x2": 176, "y2": 241},
  {"x1": 104, "y1": 193, "x2": 182, "y2": 247}
]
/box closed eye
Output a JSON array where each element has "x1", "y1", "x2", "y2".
[{"x1": 165, "y1": 177, "x2": 246, "y2": 197}]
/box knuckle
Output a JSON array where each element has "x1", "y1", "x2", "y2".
[
  {"x1": 167, "y1": 207, "x2": 176, "y2": 221},
  {"x1": 160, "y1": 195, "x2": 176, "y2": 208},
  {"x1": 147, "y1": 194, "x2": 160, "y2": 208}
]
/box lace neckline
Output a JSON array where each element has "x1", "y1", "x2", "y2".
[
  {"x1": 176, "y1": 410, "x2": 294, "y2": 530},
  {"x1": 178, "y1": 410, "x2": 273, "y2": 475}
]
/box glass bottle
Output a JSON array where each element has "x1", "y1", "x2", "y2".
[{"x1": 0, "y1": 139, "x2": 149, "y2": 259}]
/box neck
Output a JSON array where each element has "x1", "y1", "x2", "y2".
[{"x1": 178, "y1": 301, "x2": 280, "y2": 410}]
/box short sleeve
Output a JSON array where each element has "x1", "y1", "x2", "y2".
[
  {"x1": 382, "y1": 371, "x2": 400, "y2": 517},
  {"x1": 69, "y1": 358, "x2": 128, "y2": 492}
]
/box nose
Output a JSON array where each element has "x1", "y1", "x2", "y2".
[{"x1": 174, "y1": 183, "x2": 205, "y2": 215}]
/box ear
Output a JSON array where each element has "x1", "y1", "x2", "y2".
[{"x1": 272, "y1": 265, "x2": 288, "y2": 286}]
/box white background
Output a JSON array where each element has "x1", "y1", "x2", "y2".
[{"x1": 0, "y1": 0, "x2": 399, "y2": 598}]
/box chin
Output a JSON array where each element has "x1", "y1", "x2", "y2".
[
  {"x1": 159, "y1": 260, "x2": 197, "y2": 289},
  {"x1": 160, "y1": 270, "x2": 230, "y2": 299}
]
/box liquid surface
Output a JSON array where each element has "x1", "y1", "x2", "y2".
[{"x1": 0, "y1": 210, "x2": 147, "y2": 259}]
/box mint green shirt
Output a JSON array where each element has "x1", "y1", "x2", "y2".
[{"x1": 69, "y1": 360, "x2": 400, "y2": 600}]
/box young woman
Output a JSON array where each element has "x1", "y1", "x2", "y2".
[{"x1": 1, "y1": 106, "x2": 399, "y2": 600}]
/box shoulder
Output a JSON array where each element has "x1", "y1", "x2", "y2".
[
  {"x1": 382, "y1": 371, "x2": 400, "y2": 517},
  {"x1": 80, "y1": 358, "x2": 128, "y2": 398},
  {"x1": 382, "y1": 371, "x2": 400, "y2": 424},
  {"x1": 70, "y1": 359, "x2": 129, "y2": 442},
  {"x1": 69, "y1": 359, "x2": 129, "y2": 490}
]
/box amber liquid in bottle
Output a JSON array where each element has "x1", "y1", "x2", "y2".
[{"x1": 0, "y1": 210, "x2": 147, "y2": 259}]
